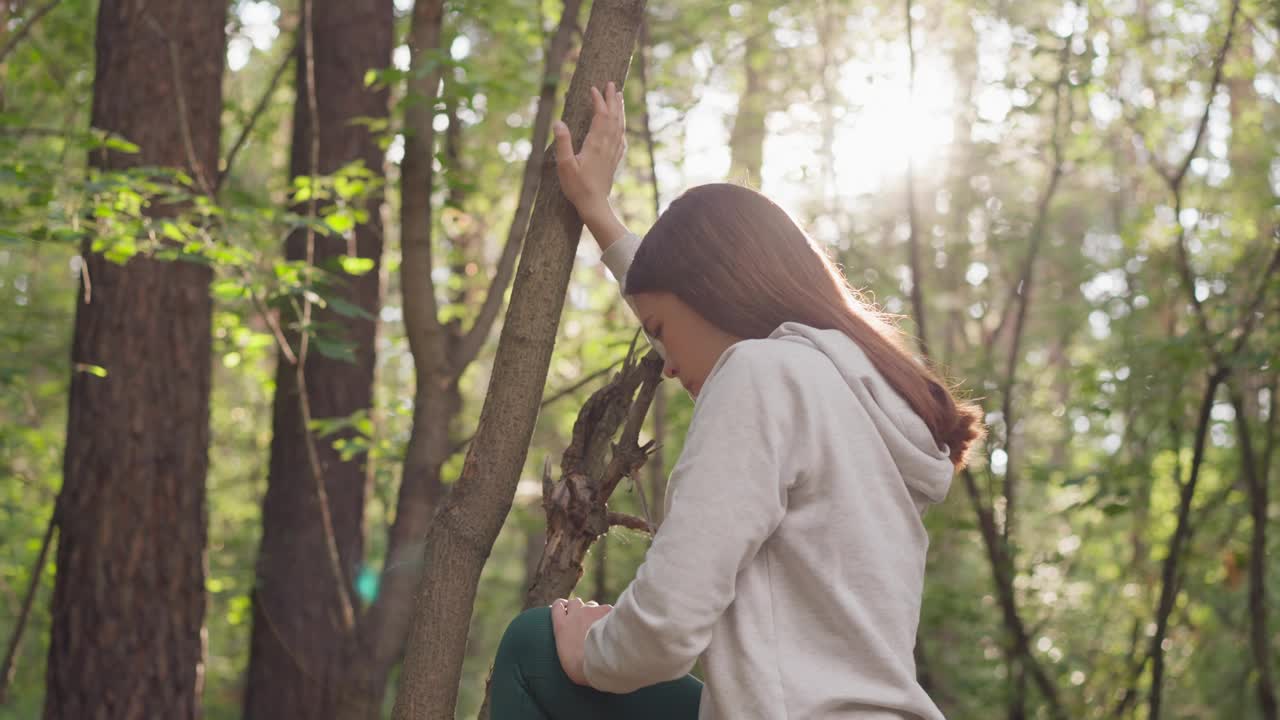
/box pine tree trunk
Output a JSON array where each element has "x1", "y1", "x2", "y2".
[
  {"x1": 44, "y1": 1, "x2": 225, "y2": 718},
  {"x1": 243, "y1": 1, "x2": 392, "y2": 718}
]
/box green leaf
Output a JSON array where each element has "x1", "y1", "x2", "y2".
[
  {"x1": 311, "y1": 336, "x2": 356, "y2": 363},
  {"x1": 103, "y1": 237, "x2": 138, "y2": 264},
  {"x1": 1101, "y1": 502, "x2": 1130, "y2": 516},
  {"x1": 211, "y1": 279, "x2": 245, "y2": 300},
  {"x1": 75, "y1": 363, "x2": 108, "y2": 377},
  {"x1": 104, "y1": 136, "x2": 140, "y2": 153},
  {"x1": 324, "y1": 211, "x2": 355, "y2": 234},
  {"x1": 338, "y1": 256, "x2": 375, "y2": 276},
  {"x1": 161, "y1": 221, "x2": 186, "y2": 242},
  {"x1": 326, "y1": 296, "x2": 375, "y2": 320},
  {"x1": 334, "y1": 176, "x2": 366, "y2": 201}
]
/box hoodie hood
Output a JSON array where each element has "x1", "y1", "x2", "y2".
[{"x1": 768, "y1": 321, "x2": 955, "y2": 509}]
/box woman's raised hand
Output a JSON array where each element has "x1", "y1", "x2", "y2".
[{"x1": 552, "y1": 80, "x2": 626, "y2": 227}]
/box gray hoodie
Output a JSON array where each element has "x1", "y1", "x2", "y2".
[{"x1": 583, "y1": 232, "x2": 953, "y2": 719}]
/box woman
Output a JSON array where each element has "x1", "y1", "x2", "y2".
[{"x1": 488, "y1": 81, "x2": 984, "y2": 720}]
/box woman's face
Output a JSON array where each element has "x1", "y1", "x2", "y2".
[{"x1": 630, "y1": 291, "x2": 744, "y2": 399}]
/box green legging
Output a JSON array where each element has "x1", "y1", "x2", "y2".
[{"x1": 488, "y1": 606, "x2": 703, "y2": 719}]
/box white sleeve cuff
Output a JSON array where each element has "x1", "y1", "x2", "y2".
[{"x1": 600, "y1": 231, "x2": 643, "y2": 293}]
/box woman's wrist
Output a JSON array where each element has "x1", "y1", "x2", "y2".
[
  {"x1": 581, "y1": 203, "x2": 628, "y2": 251},
  {"x1": 577, "y1": 197, "x2": 613, "y2": 227}
]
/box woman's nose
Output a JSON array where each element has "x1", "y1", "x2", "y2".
[{"x1": 663, "y1": 361, "x2": 678, "y2": 379}]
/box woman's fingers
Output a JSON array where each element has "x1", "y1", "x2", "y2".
[
  {"x1": 606, "y1": 82, "x2": 624, "y2": 142},
  {"x1": 607, "y1": 81, "x2": 623, "y2": 122},
  {"x1": 552, "y1": 122, "x2": 577, "y2": 173},
  {"x1": 585, "y1": 91, "x2": 615, "y2": 149}
]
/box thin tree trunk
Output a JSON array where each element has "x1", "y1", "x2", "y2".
[
  {"x1": 1145, "y1": 371, "x2": 1224, "y2": 719},
  {"x1": 1228, "y1": 379, "x2": 1278, "y2": 720},
  {"x1": 338, "y1": 1, "x2": 584, "y2": 715},
  {"x1": 391, "y1": 4, "x2": 648, "y2": 716},
  {"x1": 243, "y1": 0, "x2": 392, "y2": 717},
  {"x1": 636, "y1": 16, "x2": 667, "y2": 528},
  {"x1": 1143, "y1": 9, "x2": 1243, "y2": 716},
  {"x1": 44, "y1": 1, "x2": 225, "y2": 717},
  {"x1": 914, "y1": 38, "x2": 1071, "y2": 720},
  {"x1": 332, "y1": 1, "x2": 450, "y2": 715},
  {"x1": 726, "y1": 27, "x2": 768, "y2": 184},
  {"x1": 903, "y1": 0, "x2": 929, "y2": 358},
  {"x1": 0, "y1": 509, "x2": 56, "y2": 704}
]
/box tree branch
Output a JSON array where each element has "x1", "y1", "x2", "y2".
[
  {"x1": 452, "y1": 0, "x2": 583, "y2": 371},
  {"x1": 398, "y1": 0, "x2": 449, "y2": 382},
  {"x1": 959, "y1": 468, "x2": 1066, "y2": 718},
  {"x1": 1162, "y1": 0, "x2": 1242, "y2": 348},
  {"x1": 0, "y1": 0, "x2": 59, "y2": 63},
  {"x1": 999, "y1": 40, "x2": 1071, "y2": 545},
  {"x1": 636, "y1": 14, "x2": 670, "y2": 529},
  {"x1": 142, "y1": 11, "x2": 215, "y2": 196},
  {"x1": 450, "y1": 353, "x2": 626, "y2": 456},
  {"x1": 1227, "y1": 378, "x2": 1278, "y2": 719},
  {"x1": 0, "y1": 508, "x2": 56, "y2": 704},
  {"x1": 903, "y1": 0, "x2": 929, "y2": 358},
  {"x1": 218, "y1": 44, "x2": 295, "y2": 192},
  {"x1": 294, "y1": 0, "x2": 356, "y2": 632},
  {"x1": 1226, "y1": 229, "x2": 1280, "y2": 360},
  {"x1": 607, "y1": 511, "x2": 652, "y2": 534},
  {"x1": 1146, "y1": 368, "x2": 1225, "y2": 720},
  {"x1": 1169, "y1": 0, "x2": 1241, "y2": 192},
  {"x1": 926, "y1": 38, "x2": 1073, "y2": 719}
]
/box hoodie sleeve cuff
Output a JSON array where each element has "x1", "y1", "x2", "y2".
[
  {"x1": 582, "y1": 617, "x2": 613, "y2": 691},
  {"x1": 600, "y1": 230, "x2": 642, "y2": 293}
]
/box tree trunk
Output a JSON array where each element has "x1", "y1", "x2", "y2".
[
  {"x1": 1228, "y1": 379, "x2": 1278, "y2": 720},
  {"x1": 243, "y1": 0, "x2": 392, "y2": 718},
  {"x1": 477, "y1": 351, "x2": 662, "y2": 720},
  {"x1": 44, "y1": 1, "x2": 225, "y2": 718},
  {"x1": 390, "y1": 4, "x2": 648, "y2": 716},
  {"x1": 334, "y1": 0, "x2": 582, "y2": 714},
  {"x1": 726, "y1": 29, "x2": 769, "y2": 184}
]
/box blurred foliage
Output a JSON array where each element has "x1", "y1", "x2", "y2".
[{"x1": 2, "y1": 0, "x2": 1278, "y2": 718}]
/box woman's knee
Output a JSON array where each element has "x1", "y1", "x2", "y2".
[{"x1": 495, "y1": 605, "x2": 553, "y2": 669}]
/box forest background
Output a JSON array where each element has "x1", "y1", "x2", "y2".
[{"x1": 1, "y1": 0, "x2": 1278, "y2": 718}]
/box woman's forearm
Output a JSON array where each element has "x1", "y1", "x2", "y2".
[{"x1": 581, "y1": 204, "x2": 630, "y2": 252}]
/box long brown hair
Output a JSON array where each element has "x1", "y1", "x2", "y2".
[{"x1": 624, "y1": 183, "x2": 984, "y2": 469}]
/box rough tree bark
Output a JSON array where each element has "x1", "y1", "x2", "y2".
[
  {"x1": 523, "y1": 350, "x2": 663, "y2": 609},
  {"x1": 390, "y1": 3, "x2": 649, "y2": 716},
  {"x1": 329, "y1": 3, "x2": 585, "y2": 716},
  {"x1": 243, "y1": 0, "x2": 392, "y2": 718},
  {"x1": 476, "y1": 348, "x2": 663, "y2": 719},
  {"x1": 44, "y1": 1, "x2": 225, "y2": 717}
]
